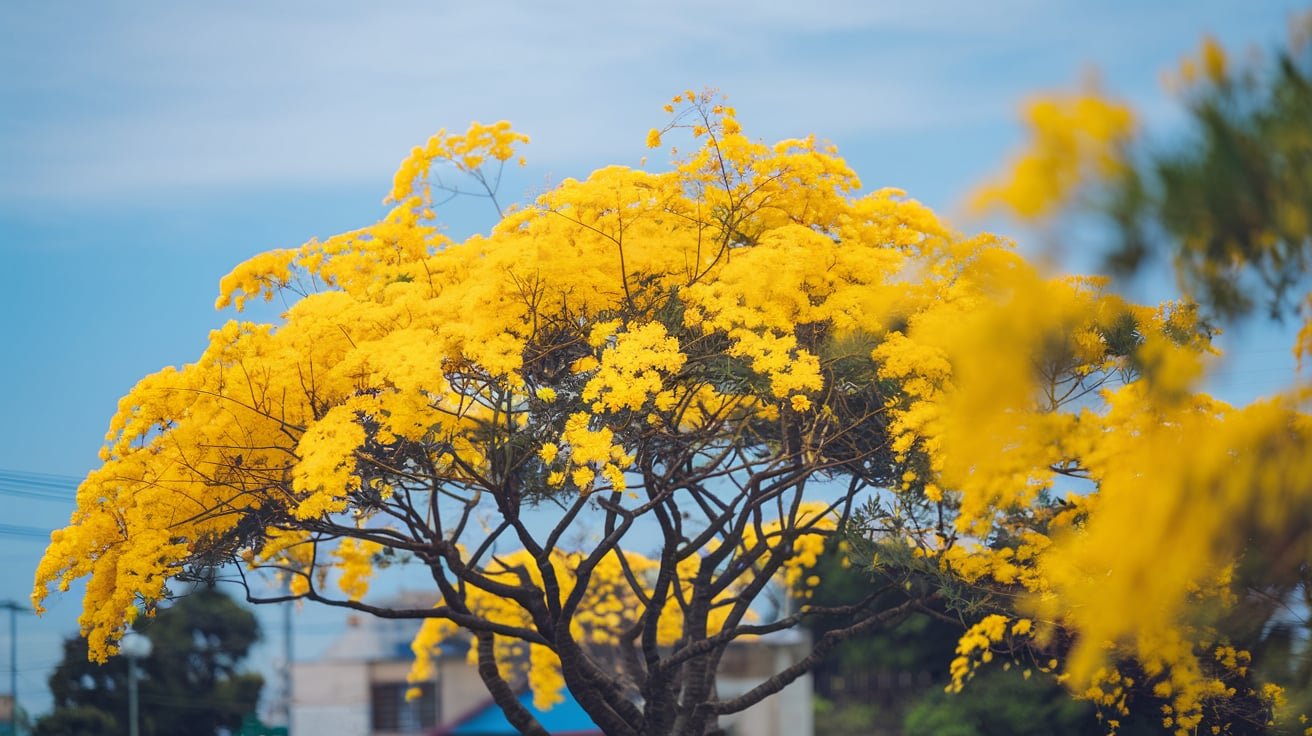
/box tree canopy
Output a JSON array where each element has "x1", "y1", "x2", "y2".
[
  {"x1": 34, "y1": 587, "x2": 263, "y2": 736},
  {"x1": 31, "y1": 56, "x2": 1312, "y2": 735}
]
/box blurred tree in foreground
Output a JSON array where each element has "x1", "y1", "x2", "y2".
[
  {"x1": 973, "y1": 11, "x2": 1312, "y2": 734},
  {"x1": 34, "y1": 588, "x2": 262, "y2": 736}
]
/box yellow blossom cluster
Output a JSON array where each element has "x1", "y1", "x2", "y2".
[
  {"x1": 333, "y1": 537, "x2": 383, "y2": 601},
  {"x1": 1167, "y1": 35, "x2": 1230, "y2": 91},
  {"x1": 581, "y1": 321, "x2": 686, "y2": 413},
  {"x1": 390, "y1": 120, "x2": 530, "y2": 203},
  {"x1": 971, "y1": 89, "x2": 1135, "y2": 220},
  {"x1": 947, "y1": 614, "x2": 1027, "y2": 693},
  {"x1": 544, "y1": 412, "x2": 634, "y2": 492},
  {"x1": 406, "y1": 546, "x2": 767, "y2": 709},
  {"x1": 724, "y1": 501, "x2": 837, "y2": 595}
]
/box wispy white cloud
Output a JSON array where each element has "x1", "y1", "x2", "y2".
[{"x1": 0, "y1": 0, "x2": 1301, "y2": 202}]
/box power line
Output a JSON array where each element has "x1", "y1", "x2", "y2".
[
  {"x1": 0, "y1": 469, "x2": 80, "y2": 488},
  {"x1": 0, "y1": 471, "x2": 78, "y2": 521},
  {"x1": 8, "y1": 661, "x2": 62, "y2": 675},
  {"x1": 0, "y1": 479, "x2": 74, "y2": 494},
  {"x1": 0, "y1": 485, "x2": 74, "y2": 504},
  {"x1": 0, "y1": 525, "x2": 52, "y2": 541},
  {"x1": 0, "y1": 470, "x2": 79, "y2": 507}
]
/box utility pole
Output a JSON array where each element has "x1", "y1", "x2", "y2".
[
  {"x1": 283, "y1": 601, "x2": 294, "y2": 736},
  {"x1": 1, "y1": 601, "x2": 28, "y2": 736}
]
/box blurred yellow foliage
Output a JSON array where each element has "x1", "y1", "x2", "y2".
[{"x1": 971, "y1": 89, "x2": 1135, "y2": 220}]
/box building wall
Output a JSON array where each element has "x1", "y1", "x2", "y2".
[
  {"x1": 293, "y1": 654, "x2": 484, "y2": 736},
  {"x1": 771, "y1": 639, "x2": 815, "y2": 736},
  {"x1": 717, "y1": 672, "x2": 814, "y2": 736},
  {"x1": 717, "y1": 633, "x2": 815, "y2": 736},
  {"x1": 435, "y1": 657, "x2": 487, "y2": 724},
  {"x1": 293, "y1": 660, "x2": 370, "y2": 736},
  {"x1": 292, "y1": 633, "x2": 814, "y2": 736}
]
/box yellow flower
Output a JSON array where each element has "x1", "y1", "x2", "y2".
[
  {"x1": 538, "y1": 442, "x2": 560, "y2": 464},
  {"x1": 646, "y1": 128, "x2": 662, "y2": 149},
  {"x1": 572, "y1": 466, "x2": 596, "y2": 490}
]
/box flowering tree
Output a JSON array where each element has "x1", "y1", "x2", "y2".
[
  {"x1": 33, "y1": 78, "x2": 1307, "y2": 735},
  {"x1": 965, "y1": 21, "x2": 1312, "y2": 734},
  {"x1": 35, "y1": 96, "x2": 955, "y2": 736}
]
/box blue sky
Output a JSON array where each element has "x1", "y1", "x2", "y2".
[{"x1": 0, "y1": 0, "x2": 1306, "y2": 723}]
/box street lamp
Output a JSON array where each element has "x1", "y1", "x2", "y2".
[{"x1": 119, "y1": 631, "x2": 152, "y2": 736}]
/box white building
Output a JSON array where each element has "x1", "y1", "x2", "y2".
[{"x1": 291, "y1": 597, "x2": 813, "y2": 736}]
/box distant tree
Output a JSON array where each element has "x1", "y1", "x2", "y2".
[
  {"x1": 31, "y1": 706, "x2": 117, "y2": 736},
  {"x1": 804, "y1": 546, "x2": 1105, "y2": 736},
  {"x1": 35, "y1": 587, "x2": 262, "y2": 736},
  {"x1": 903, "y1": 669, "x2": 1117, "y2": 736}
]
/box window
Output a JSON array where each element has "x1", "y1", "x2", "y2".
[{"x1": 370, "y1": 681, "x2": 437, "y2": 733}]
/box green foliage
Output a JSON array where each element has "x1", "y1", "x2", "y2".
[
  {"x1": 35, "y1": 588, "x2": 263, "y2": 736},
  {"x1": 31, "y1": 706, "x2": 117, "y2": 736},
  {"x1": 812, "y1": 696, "x2": 887, "y2": 736},
  {"x1": 1106, "y1": 36, "x2": 1312, "y2": 319},
  {"x1": 903, "y1": 669, "x2": 1103, "y2": 736},
  {"x1": 804, "y1": 542, "x2": 1118, "y2": 736}
]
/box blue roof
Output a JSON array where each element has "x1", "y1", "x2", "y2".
[{"x1": 443, "y1": 690, "x2": 602, "y2": 735}]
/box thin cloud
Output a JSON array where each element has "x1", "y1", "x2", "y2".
[{"x1": 0, "y1": 0, "x2": 1300, "y2": 203}]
